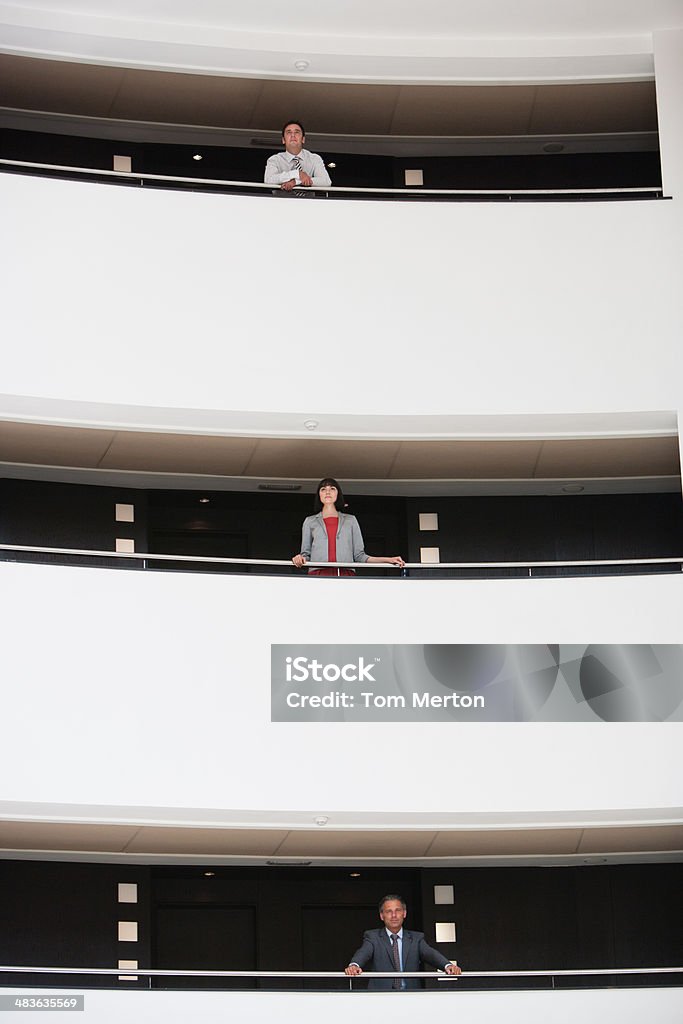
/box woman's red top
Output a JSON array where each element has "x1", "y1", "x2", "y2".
[{"x1": 309, "y1": 515, "x2": 355, "y2": 577}]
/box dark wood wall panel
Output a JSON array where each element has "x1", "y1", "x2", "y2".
[
  {"x1": 421, "y1": 864, "x2": 683, "y2": 987},
  {"x1": 0, "y1": 128, "x2": 662, "y2": 190},
  {"x1": 405, "y1": 493, "x2": 683, "y2": 574},
  {"x1": 154, "y1": 905, "x2": 256, "y2": 989},
  {"x1": 0, "y1": 861, "x2": 150, "y2": 988},
  {"x1": 2, "y1": 480, "x2": 682, "y2": 575},
  {"x1": 0, "y1": 479, "x2": 147, "y2": 568},
  {"x1": 1, "y1": 861, "x2": 681, "y2": 990}
]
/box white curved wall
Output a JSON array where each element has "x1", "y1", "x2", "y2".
[
  {"x1": 1, "y1": 173, "x2": 682, "y2": 435},
  {"x1": 2, "y1": 986, "x2": 682, "y2": 1024},
  {"x1": 1, "y1": 561, "x2": 681, "y2": 822}
]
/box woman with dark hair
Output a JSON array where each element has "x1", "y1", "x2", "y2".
[{"x1": 292, "y1": 478, "x2": 405, "y2": 577}]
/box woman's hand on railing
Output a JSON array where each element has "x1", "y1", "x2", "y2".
[
  {"x1": 292, "y1": 554, "x2": 307, "y2": 568},
  {"x1": 366, "y1": 555, "x2": 405, "y2": 567}
]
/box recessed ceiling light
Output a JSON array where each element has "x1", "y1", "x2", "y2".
[
  {"x1": 350, "y1": 872, "x2": 361, "y2": 878},
  {"x1": 561, "y1": 484, "x2": 585, "y2": 493},
  {"x1": 304, "y1": 419, "x2": 319, "y2": 431},
  {"x1": 192, "y1": 153, "x2": 203, "y2": 161},
  {"x1": 199, "y1": 496, "x2": 210, "y2": 503},
  {"x1": 314, "y1": 815, "x2": 329, "y2": 826},
  {"x1": 543, "y1": 143, "x2": 565, "y2": 154},
  {"x1": 327, "y1": 162, "x2": 336, "y2": 169},
  {"x1": 294, "y1": 59, "x2": 310, "y2": 71},
  {"x1": 203, "y1": 870, "x2": 215, "y2": 877}
]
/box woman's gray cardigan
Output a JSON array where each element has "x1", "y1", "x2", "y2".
[{"x1": 299, "y1": 512, "x2": 369, "y2": 565}]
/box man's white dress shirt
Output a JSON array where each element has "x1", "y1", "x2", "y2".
[{"x1": 264, "y1": 148, "x2": 331, "y2": 188}]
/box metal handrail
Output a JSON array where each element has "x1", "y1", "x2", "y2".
[
  {"x1": 0, "y1": 158, "x2": 665, "y2": 198},
  {"x1": 1, "y1": 965, "x2": 681, "y2": 978},
  {"x1": 0, "y1": 542, "x2": 681, "y2": 571}
]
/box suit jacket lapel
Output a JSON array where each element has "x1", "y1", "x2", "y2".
[
  {"x1": 401, "y1": 930, "x2": 414, "y2": 971},
  {"x1": 378, "y1": 928, "x2": 394, "y2": 969}
]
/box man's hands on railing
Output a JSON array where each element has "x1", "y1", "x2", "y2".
[
  {"x1": 344, "y1": 963, "x2": 461, "y2": 977},
  {"x1": 281, "y1": 171, "x2": 313, "y2": 191},
  {"x1": 291, "y1": 555, "x2": 406, "y2": 568}
]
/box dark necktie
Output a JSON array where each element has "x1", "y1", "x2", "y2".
[
  {"x1": 390, "y1": 934, "x2": 401, "y2": 990},
  {"x1": 291, "y1": 156, "x2": 307, "y2": 197}
]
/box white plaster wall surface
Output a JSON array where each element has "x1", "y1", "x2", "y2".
[
  {"x1": 0, "y1": 985, "x2": 682, "y2": 1024},
  {"x1": 0, "y1": 562, "x2": 681, "y2": 817},
  {"x1": 655, "y1": 28, "x2": 683, "y2": 195},
  {"x1": 1, "y1": 173, "x2": 682, "y2": 424}
]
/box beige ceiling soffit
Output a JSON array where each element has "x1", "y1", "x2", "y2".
[
  {"x1": 427, "y1": 829, "x2": 582, "y2": 857},
  {"x1": 578, "y1": 825, "x2": 683, "y2": 854},
  {"x1": 1, "y1": 463, "x2": 678, "y2": 497},
  {"x1": 0, "y1": 39, "x2": 657, "y2": 86},
  {"x1": 0, "y1": 418, "x2": 679, "y2": 480},
  {"x1": 0, "y1": 825, "x2": 681, "y2": 861},
  {"x1": 0, "y1": 52, "x2": 660, "y2": 148},
  {"x1": 0, "y1": 109, "x2": 660, "y2": 157},
  {"x1": 124, "y1": 827, "x2": 291, "y2": 856}
]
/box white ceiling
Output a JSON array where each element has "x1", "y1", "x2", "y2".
[
  {"x1": 5, "y1": 0, "x2": 682, "y2": 37},
  {"x1": 2, "y1": 0, "x2": 683, "y2": 84},
  {"x1": 0, "y1": 54, "x2": 660, "y2": 158}
]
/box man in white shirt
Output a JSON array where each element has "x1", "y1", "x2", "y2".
[{"x1": 264, "y1": 120, "x2": 331, "y2": 194}]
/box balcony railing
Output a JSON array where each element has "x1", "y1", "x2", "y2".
[
  {"x1": 1, "y1": 964, "x2": 681, "y2": 990},
  {"x1": 0, "y1": 158, "x2": 666, "y2": 202},
  {"x1": 0, "y1": 542, "x2": 681, "y2": 579},
  {"x1": 1, "y1": 965, "x2": 680, "y2": 1024}
]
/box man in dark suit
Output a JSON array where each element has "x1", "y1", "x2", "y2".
[{"x1": 344, "y1": 894, "x2": 461, "y2": 990}]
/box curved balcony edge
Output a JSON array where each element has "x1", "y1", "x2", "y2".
[{"x1": 0, "y1": 159, "x2": 668, "y2": 202}]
